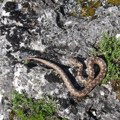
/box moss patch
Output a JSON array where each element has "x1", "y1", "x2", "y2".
[
  {"x1": 10, "y1": 91, "x2": 67, "y2": 120},
  {"x1": 92, "y1": 33, "x2": 120, "y2": 83}
]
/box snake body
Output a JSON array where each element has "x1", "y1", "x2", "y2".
[{"x1": 25, "y1": 57, "x2": 106, "y2": 98}]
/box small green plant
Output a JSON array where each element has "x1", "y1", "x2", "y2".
[
  {"x1": 92, "y1": 33, "x2": 120, "y2": 83},
  {"x1": 10, "y1": 91, "x2": 67, "y2": 120}
]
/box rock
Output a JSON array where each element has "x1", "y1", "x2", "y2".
[{"x1": 0, "y1": 0, "x2": 120, "y2": 120}]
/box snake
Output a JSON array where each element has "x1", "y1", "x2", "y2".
[{"x1": 25, "y1": 56, "x2": 106, "y2": 98}]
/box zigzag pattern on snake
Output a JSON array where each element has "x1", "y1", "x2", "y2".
[{"x1": 25, "y1": 57, "x2": 106, "y2": 98}]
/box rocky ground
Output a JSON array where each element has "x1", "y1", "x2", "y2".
[{"x1": 0, "y1": 0, "x2": 120, "y2": 120}]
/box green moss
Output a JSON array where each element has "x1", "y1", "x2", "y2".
[
  {"x1": 92, "y1": 33, "x2": 120, "y2": 83},
  {"x1": 10, "y1": 91, "x2": 67, "y2": 120}
]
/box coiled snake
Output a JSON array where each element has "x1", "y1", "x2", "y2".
[{"x1": 25, "y1": 57, "x2": 106, "y2": 98}]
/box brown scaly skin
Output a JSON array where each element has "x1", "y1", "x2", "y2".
[{"x1": 24, "y1": 57, "x2": 106, "y2": 98}]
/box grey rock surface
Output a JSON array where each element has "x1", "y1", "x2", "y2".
[{"x1": 0, "y1": 0, "x2": 120, "y2": 120}]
